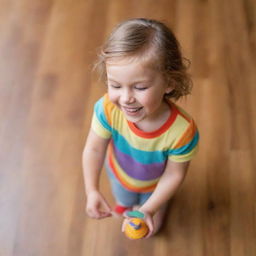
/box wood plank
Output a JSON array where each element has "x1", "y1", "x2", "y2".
[{"x1": 0, "y1": 0, "x2": 255, "y2": 255}]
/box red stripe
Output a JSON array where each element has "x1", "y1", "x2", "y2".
[{"x1": 127, "y1": 101, "x2": 178, "y2": 138}]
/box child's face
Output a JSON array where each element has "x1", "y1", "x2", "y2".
[{"x1": 106, "y1": 58, "x2": 173, "y2": 124}]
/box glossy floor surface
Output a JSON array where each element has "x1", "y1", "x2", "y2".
[{"x1": 0, "y1": 0, "x2": 255, "y2": 255}]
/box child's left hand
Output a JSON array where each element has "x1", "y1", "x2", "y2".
[{"x1": 121, "y1": 210, "x2": 154, "y2": 239}]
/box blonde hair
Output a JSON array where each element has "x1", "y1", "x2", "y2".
[{"x1": 94, "y1": 18, "x2": 192, "y2": 101}]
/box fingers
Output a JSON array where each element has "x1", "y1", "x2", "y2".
[
  {"x1": 121, "y1": 218, "x2": 129, "y2": 232},
  {"x1": 98, "y1": 211, "x2": 112, "y2": 218},
  {"x1": 86, "y1": 191, "x2": 112, "y2": 219},
  {"x1": 97, "y1": 200, "x2": 112, "y2": 218},
  {"x1": 144, "y1": 215, "x2": 154, "y2": 238},
  {"x1": 86, "y1": 207, "x2": 100, "y2": 219},
  {"x1": 101, "y1": 199, "x2": 112, "y2": 214},
  {"x1": 87, "y1": 207, "x2": 112, "y2": 219}
]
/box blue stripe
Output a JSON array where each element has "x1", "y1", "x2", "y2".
[
  {"x1": 112, "y1": 129, "x2": 167, "y2": 164},
  {"x1": 94, "y1": 96, "x2": 199, "y2": 163},
  {"x1": 112, "y1": 129, "x2": 199, "y2": 163},
  {"x1": 168, "y1": 131, "x2": 199, "y2": 155},
  {"x1": 94, "y1": 97, "x2": 112, "y2": 132}
]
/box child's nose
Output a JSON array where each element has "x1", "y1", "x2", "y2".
[{"x1": 121, "y1": 89, "x2": 135, "y2": 104}]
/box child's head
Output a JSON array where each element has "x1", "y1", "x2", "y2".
[{"x1": 95, "y1": 18, "x2": 192, "y2": 101}]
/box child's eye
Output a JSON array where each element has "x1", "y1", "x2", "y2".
[
  {"x1": 135, "y1": 87, "x2": 148, "y2": 91},
  {"x1": 109, "y1": 84, "x2": 121, "y2": 89}
]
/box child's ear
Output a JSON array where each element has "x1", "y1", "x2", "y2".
[{"x1": 165, "y1": 86, "x2": 174, "y2": 94}]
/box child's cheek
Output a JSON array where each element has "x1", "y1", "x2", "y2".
[
  {"x1": 139, "y1": 94, "x2": 153, "y2": 107},
  {"x1": 108, "y1": 91, "x2": 118, "y2": 105}
]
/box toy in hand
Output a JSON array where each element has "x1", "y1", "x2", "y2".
[
  {"x1": 124, "y1": 211, "x2": 149, "y2": 239},
  {"x1": 124, "y1": 218, "x2": 149, "y2": 239}
]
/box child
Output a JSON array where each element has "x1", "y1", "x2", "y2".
[{"x1": 82, "y1": 18, "x2": 199, "y2": 238}]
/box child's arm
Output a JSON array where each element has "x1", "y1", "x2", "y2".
[
  {"x1": 82, "y1": 129, "x2": 112, "y2": 219},
  {"x1": 139, "y1": 160, "x2": 190, "y2": 236}
]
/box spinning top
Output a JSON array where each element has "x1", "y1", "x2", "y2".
[{"x1": 124, "y1": 218, "x2": 149, "y2": 239}]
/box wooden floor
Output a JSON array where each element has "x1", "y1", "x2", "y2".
[{"x1": 0, "y1": 0, "x2": 256, "y2": 255}]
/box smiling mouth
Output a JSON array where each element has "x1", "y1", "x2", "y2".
[{"x1": 122, "y1": 106, "x2": 143, "y2": 113}]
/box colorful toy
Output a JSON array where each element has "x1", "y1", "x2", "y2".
[
  {"x1": 126, "y1": 210, "x2": 145, "y2": 219},
  {"x1": 124, "y1": 218, "x2": 149, "y2": 239}
]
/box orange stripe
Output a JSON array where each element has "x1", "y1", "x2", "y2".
[
  {"x1": 175, "y1": 104, "x2": 191, "y2": 122},
  {"x1": 173, "y1": 119, "x2": 197, "y2": 149},
  {"x1": 103, "y1": 94, "x2": 115, "y2": 126}
]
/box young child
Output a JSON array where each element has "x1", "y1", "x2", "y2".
[{"x1": 82, "y1": 18, "x2": 199, "y2": 238}]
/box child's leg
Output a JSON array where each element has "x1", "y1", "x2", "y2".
[{"x1": 105, "y1": 166, "x2": 138, "y2": 214}]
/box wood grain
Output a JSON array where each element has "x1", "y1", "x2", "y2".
[{"x1": 0, "y1": 0, "x2": 255, "y2": 255}]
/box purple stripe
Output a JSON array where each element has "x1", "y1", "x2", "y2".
[{"x1": 113, "y1": 145, "x2": 166, "y2": 181}]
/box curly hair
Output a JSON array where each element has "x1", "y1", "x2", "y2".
[{"x1": 94, "y1": 18, "x2": 192, "y2": 101}]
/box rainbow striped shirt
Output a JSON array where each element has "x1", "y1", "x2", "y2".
[{"x1": 92, "y1": 94, "x2": 199, "y2": 193}]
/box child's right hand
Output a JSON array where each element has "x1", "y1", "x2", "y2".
[{"x1": 86, "y1": 190, "x2": 112, "y2": 219}]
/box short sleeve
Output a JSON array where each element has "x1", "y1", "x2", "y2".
[
  {"x1": 91, "y1": 96, "x2": 112, "y2": 139},
  {"x1": 168, "y1": 119, "x2": 199, "y2": 162}
]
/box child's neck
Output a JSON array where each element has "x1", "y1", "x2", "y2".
[{"x1": 134, "y1": 101, "x2": 171, "y2": 133}]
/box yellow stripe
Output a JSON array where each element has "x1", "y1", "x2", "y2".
[
  {"x1": 102, "y1": 94, "x2": 194, "y2": 151},
  {"x1": 168, "y1": 144, "x2": 199, "y2": 162},
  {"x1": 91, "y1": 113, "x2": 111, "y2": 139},
  {"x1": 172, "y1": 119, "x2": 197, "y2": 149},
  {"x1": 112, "y1": 114, "x2": 189, "y2": 151}
]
